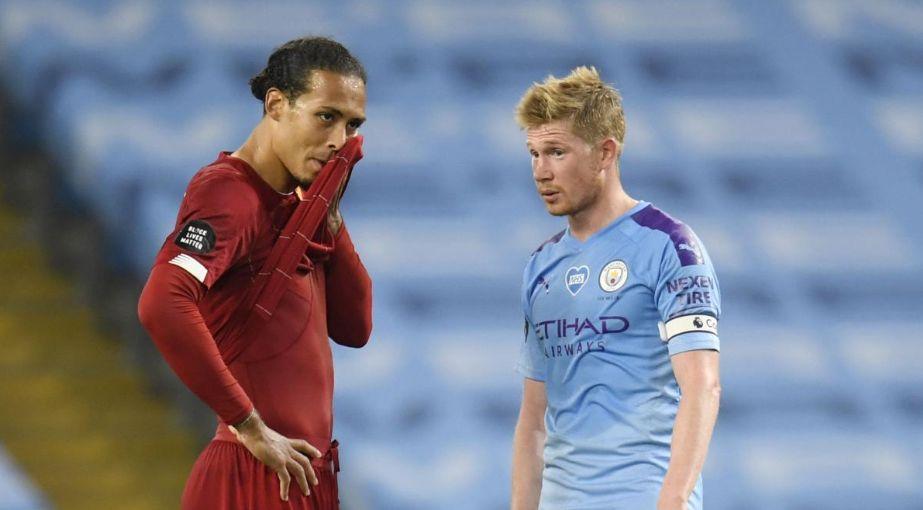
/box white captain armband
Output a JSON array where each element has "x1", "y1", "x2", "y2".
[
  {"x1": 658, "y1": 314, "x2": 718, "y2": 343},
  {"x1": 169, "y1": 253, "x2": 208, "y2": 284}
]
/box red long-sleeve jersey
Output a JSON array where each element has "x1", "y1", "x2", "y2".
[{"x1": 138, "y1": 152, "x2": 372, "y2": 450}]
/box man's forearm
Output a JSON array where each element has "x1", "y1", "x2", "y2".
[
  {"x1": 661, "y1": 386, "x2": 721, "y2": 501},
  {"x1": 511, "y1": 423, "x2": 544, "y2": 510},
  {"x1": 325, "y1": 225, "x2": 373, "y2": 347}
]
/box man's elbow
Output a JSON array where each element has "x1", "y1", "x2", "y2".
[
  {"x1": 682, "y1": 377, "x2": 721, "y2": 403},
  {"x1": 351, "y1": 290, "x2": 373, "y2": 347},
  {"x1": 331, "y1": 310, "x2": 373, "y2": 348},
  {"x1": 699, "y1": 379, "x2": 721, "y2": 404},
  {"x1": 137, "y1": 282, "x2": 159, "y2": 333},
  {"x1": 343, "y1": 318, "x2": 373, "y2": 348},
  {"x1": 708, "y1": 382, "x2": 721, "y2": 402}
]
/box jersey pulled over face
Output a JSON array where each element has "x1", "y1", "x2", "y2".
[{"x1": 517, "y1": 200, "x2": 720, "y2": 510}]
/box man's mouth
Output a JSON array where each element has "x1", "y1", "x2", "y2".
[{"x1": 540, "y1": 189, "x2": 560, "y2": 201}]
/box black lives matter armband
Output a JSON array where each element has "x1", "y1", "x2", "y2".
[{"x1": 174, "y1": 220, "x2": 216, "y2": 255}]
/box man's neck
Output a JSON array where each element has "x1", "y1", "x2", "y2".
[
  {"x1": 568, "y1": 186, "x2": 638, "y2": 242},
  {"x1": 231, "y1": 121, "x2": 296, "y2": 194}
]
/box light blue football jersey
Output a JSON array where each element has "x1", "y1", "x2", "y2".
[{"x1": 517, "y1": 200, "x2": 721, "y2": 510}]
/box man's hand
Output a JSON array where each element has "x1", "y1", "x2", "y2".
[
  {"x1": 325, "y1": 160, "x2": 351, "y2": 235},
  {"x1": 327, "y1": 207, "x2": 343, "y2": 236},
  {"x1": 229, "y1": 411, "x2": 323, "y2": 501},
  {"x1": 325, "y1": 136, "x2": 362, "y2": 236},
  {"x1": 657, "y1": 492, "x2": 688, "y2": 510}
]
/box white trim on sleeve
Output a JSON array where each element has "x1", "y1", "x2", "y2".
[
  {"x1": 658, "y1": 314, "x2": 718, "y2": 342},
  {"x1": 169, "y1": 254, "x2": 208, "y2": 283}
]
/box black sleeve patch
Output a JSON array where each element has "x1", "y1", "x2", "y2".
[{"x1": 174, "y1": 220, "x2": 216, "y2": 254}]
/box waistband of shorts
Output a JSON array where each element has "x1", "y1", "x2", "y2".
[
  {"x1": 324, "y1": 439, "x2": 340, "y2": 473},
  {"x1": 213, "y1": 425, "x2": 339, "y2": 472}
]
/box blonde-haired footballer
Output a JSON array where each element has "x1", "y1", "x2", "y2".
[{"x1": 511, "y1": 67, "x2": 721, "y2": 510}]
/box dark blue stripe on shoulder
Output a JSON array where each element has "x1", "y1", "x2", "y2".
[
  {"x1": 531, "y1": 229, "x2": 566, "y2": 256},
  {"x1": 631, "y1": 205, "x2": 704, "y2": 266}
]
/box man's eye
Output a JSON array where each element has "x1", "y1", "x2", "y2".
[
  {"x1": 347, "y1": 120, "x2": 362, "y2": 129},
  {"x1": 318, "y1": 112, "x2": 334, "y2": 122},
  {"x1": 551, "y1": 149, "x2": 564, "y2": 157}
]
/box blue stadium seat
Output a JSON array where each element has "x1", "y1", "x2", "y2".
[
  {"x1": 0, "y1": 0, "x2": 190, "y2": 105},
  {"x1": 44, "y1": 63, "x2": 257, "y2": 243}
]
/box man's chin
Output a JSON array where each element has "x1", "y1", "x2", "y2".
[
  {"x1": 294, "y1": 171, "x2": 317, "y2": 187},
  {"x1": 544, "y1": 204, "x2": 571, "y2": 217}
]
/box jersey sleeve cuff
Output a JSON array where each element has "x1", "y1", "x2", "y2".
[
  {"x1": 667, "y1": 331, "x2": 720, "y2": 356},
  {"x1": 515, "y1": 362, "x2": 545, "y2": 381},
  {"x1": 221, "y1": 404, "x2": 256, "y2": 427}
]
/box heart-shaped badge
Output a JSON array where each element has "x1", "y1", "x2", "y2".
[{"x1": 565, "y1": 265, "x2": 590, "y2": 296}]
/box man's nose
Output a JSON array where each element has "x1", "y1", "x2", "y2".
[
  {"x1": 327, "y1": 127, "x2": 348, "y2": 154},
  {"x1": 533, "y1": 156, "x2": 551, "y2": 181}
]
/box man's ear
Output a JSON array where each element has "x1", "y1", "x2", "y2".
[
  {"x1": 264, "y1": 88, "x2": 287, "y2": 121},
  {"x1": 598, "y1": 137, "x2": 620, "y2": 170}
]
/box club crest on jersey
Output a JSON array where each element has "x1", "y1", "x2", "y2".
[
  {"x1": 565, "y1": 265, "x2": 590, "y2": 296},
  {"x1": 599, "y1": 260, "x2": 629, "y2": 293}
]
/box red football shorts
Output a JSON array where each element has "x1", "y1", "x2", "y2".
[{"x1": 181, "y1": 440, "x2": 340, "y2": 510}]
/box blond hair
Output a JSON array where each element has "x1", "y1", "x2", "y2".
[{"x1": 515, "y1": 66, "x2": 626, "y2": 145}]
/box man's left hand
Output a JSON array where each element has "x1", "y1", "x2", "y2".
[
  {"x1": 324, "y1": 142, "x2": 357, "y2": 236},
  {"x1": 325, "y1": 169, "x2": 348, "y2": 235},
  {"x1": 327, "y1": 208, "x2": 343, "y2": 236}
]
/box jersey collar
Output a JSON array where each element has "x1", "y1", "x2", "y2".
[
  {"x1": 216, "y1": 152, "x2": 298, "y2": 209},
  {"x1": 561, "y1": 200, "x2": 650, "y2": 249}
]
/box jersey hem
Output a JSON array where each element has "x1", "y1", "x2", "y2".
[{"x1": 515, "y1": 363, "x2": 546, "y2": 382}]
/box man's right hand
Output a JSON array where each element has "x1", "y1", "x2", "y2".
[{"x1": 229, "y1": 411, "x2": 323, "y2": 501}]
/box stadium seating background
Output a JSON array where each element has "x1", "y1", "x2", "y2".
[{"x1": 1, "y1": 1, "x2": 922, "y2": 509}]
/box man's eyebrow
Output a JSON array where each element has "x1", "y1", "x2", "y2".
[
  {"x1": 320, "y1": 106, "x2": 343, "y2": 117},
  {"x1": 527, "y1": 138, "x2": 567, "y2": 147},
  {"x1": 320, "y1": 106, "x2": 365, "y2": 124}
]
